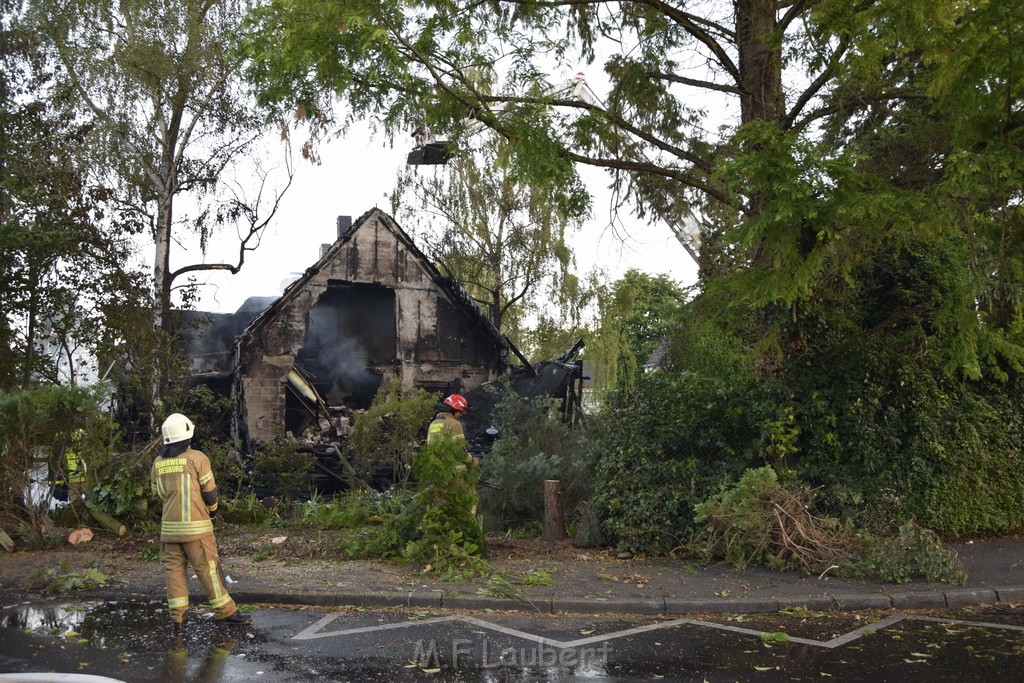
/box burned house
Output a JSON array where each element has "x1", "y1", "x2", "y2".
[{"x1": 229, "y1": 208, "x2": 533, "y2": 448}]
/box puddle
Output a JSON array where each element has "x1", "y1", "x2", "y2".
[{"x1": 0, "y1": 600, "x2": 275, "y2": 682}]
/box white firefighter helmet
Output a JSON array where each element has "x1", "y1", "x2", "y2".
[{"x1": 161, "y1": 413, "x2": 194, "y2": 445}]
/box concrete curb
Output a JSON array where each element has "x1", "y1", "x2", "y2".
[
  {"x1": 18, "y1": 585, "x2": 1024, "y2": 617},
  {"x1": 218, "y1": 585, "x2": 1024, "y2": 616}
]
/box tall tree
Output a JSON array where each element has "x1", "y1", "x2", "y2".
[
  {"x1": 30, "y1": 0, "x2": 294, "y2": 335},
  {"x1": 0, "y1": 1, "x2": 147, "y2": 390},
  {"x1": 391, "y1": 139, "x2": 581, "y2": 339},
  {"x1": 583, "y1": 269, "x2": 688, "y2": 394}
]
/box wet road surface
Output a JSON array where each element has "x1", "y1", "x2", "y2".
[{"x1": 1, "y1": 599, "x2": 1023, "y2": 681}]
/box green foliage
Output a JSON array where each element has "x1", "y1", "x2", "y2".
[
  {"x1": 692, "y1": 467, "x2": 966, "y2": 584},
  {"x1": 139, "y1": 542, "x2": 160, "y2": 562},
  {"x1": 297, "y1": 488, "x2": 415, "y2": 531},
  {"x1": 236, "y1": 0, "x2": 1024, "y2": 556},
  {"x1": 29, "y1": 0, "x2": 286, "y2": 342},
  {"x1": 36, "y1": 560, "x2": 111, "y2": 594},
  {"x1": 606, "y1": 269, "x2": 689, "y2": 368},
  {"x1": 250, "y1": 542, "x2": 279, "y2": 562},
  {"x1": 0, "y1": 384, "x2": 117, "y2": 522},
  {"x1": 693, "y1": 467, "x2": 850, "y2": 572},
  {"x1": 392, "y1": 137, "x2": 584, "y2": 338},
  {"x1": 589, "y1": 354, "x2": 772, "y2": 554},
  {"x1": 337, "y1": 437, "x2": 486, "y2": 576},
  {"x1": 249, "y1": 439, "x2": 316, "y2": 503},
  {"x1": 787, "y1": 238, "x2": 1024, "y2": 537},
  {"x1": 219, "y1": 492, "x2": 278, "y2": 525},
  {"x1": 850, "y1": 522, "x2": 967, "y2": 586},
  {"x1": 582, "y1": 270, "x2": 690, "y2": 399},
  {"x1": 401, "y1": 436, "x2": 487, "y2": 574},
  {"x1": 517, "y1": 568, "x2": 555, "y2": 586},
  {"x1": 201, "y1": 440, "x2": 247, "y2": 500},
  {"x1": 479, "y1": 398, "x2": 594, "y2": 533},
  {"x1": 347, "y1": 382, "x2": 439, "y2": 488},
  {"x1": 182, "y1": 385, "x2": 235, "y2": 446},
  {"x1": 0, "y1": 6, "x2": 146, "y2": 391},
  {"x1": 88, "y1": 451, "x2": 151, "y2": 523}
]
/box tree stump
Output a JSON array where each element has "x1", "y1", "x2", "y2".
[{"x1": 542, "y1": 479, "x2": 568, "y2": 540}]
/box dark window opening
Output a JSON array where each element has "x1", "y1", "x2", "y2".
[{"x1": 296, "y1": 282, "x2": 395, "y2": 409}]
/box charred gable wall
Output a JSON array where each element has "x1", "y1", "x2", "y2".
[{"x1": 234, "y1": 208, "x2": 507, "y2": 446}]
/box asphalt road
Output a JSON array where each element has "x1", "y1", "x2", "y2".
[{"x1": 1, "y1": 599, "x2": 1023, "y2": 681}]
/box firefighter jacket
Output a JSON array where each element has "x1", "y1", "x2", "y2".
[
  {"x1": 64, "y1": 448, "x2": 87, "y2": 484},
  {"x1": 427, "y1": 412, "x2": 465, "y2": 444},
  {"x1": 150, "y1": 447, "x2": 219, "y2": 543}
]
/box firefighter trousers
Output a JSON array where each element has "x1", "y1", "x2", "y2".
[{"x1": 160, "y1": 535, "x2": 237, "y2": 623}]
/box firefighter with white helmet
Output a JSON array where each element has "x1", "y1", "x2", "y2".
[{"x1": 151, "y1": 412, "x2": 251, "y2": 632}]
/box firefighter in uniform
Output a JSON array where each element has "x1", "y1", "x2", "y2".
[
  {"x1": 427, "y1": 394, "x2": 479, "y2": 514},
  {"x1": 151, "y1": 413, "x2": 251, "y2": 632},
  {"x1": 49, "y1": 430, "x2": 89, "y2": 502},
  {"x1": 64, "y1": 430, "x2": 89, "y2": 499},
  {"x1": 427, "y1": 394, "x2": 470, "y2": 447}
]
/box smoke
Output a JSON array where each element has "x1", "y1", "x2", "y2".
[
  {"x1": 297, "y1": 284, "x2": 394, "y2": 407},
  {"x1": 180, "y1": 297, "x2": 275, "y2": 373}
]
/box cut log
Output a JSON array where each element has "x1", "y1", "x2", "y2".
[
  {"x1": 88, "y1": 508, "x2": 126, "y2": 536},
  {"x1": 542, "y1": 479, "x2": 568, "y2": 540},
  {"x1": 68, "y1": 527, "x2": 94, "y2": 545},
  {"x1": 0, "y1": 528, "x2": 14, "y2": 552}
]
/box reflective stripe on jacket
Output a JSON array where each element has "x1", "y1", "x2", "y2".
[
  {"x1": 427, "y1": 413, "x2": 465, "y2": 444},
  {"x1": 150, "y1": 447, "x2": 217, "y2": 542}
]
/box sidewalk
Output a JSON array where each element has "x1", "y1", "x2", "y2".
[{"x1": 2, "y1": 536, "x2": 1021, "y2": 616}]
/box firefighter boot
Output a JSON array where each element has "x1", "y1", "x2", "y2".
[{"x1": 218, "y1": 610, "x2": 251, "y2": 626}]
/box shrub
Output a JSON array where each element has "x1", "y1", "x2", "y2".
[
  {"x1": 89, "y1": 450, "x2": 152, "y2": 524},
  {"x1": 693, "y1": 467, "x2": 852, "y2": 571},
  {"x1": 478, "y1": 398, "x2": 594, "y2": 533},
  {"x1": 347, "y1": 381, "x2": 439, "y2": 488},
  {"x1": 181, "y1": 384, "x2": 234, "y2": 445},
  {"x1": 781, "y1": 236, "x2": 1024, "y2": 538},
  {"x1": 249, "y1": 438, "x2": 316, "y2": 503},
  {"x1": 791, "y1": 330, "x2": 1024, "y2": 538},
  {"x1": 0, "y1": 384, "x2": 118, "y2": 524},
  {"x1": 340, "y1": 436, "x2": 486, "y2": 576},
  {"x1": 692, "y1": 467, "x2": 966, "y2": 584},
  {"x1": 402, "y1": 435, "x2": 486, "y2": 573},
  {"x1": 589, "y1": 364, "x2": 770, "y2": 554}
]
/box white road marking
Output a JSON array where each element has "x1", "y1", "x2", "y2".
[
  {"x1": 291, "y1": 610, "x2": 1024, "y2": 650},
  {"x1": 293, "y1": 613, "x2": 458, "y2": 640}
]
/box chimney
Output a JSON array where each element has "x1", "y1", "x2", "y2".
[
  {"x1": 337, "y1": 215, "x2": 353, "y2": 240},
  {"x1": 319, "y1": 243, "x2": 331, "y2": 258}
]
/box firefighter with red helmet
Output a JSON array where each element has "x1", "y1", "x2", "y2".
[
  {"x1": 427, "y1": 393, "x2": 469, "y2": 446},
  {"x1": 427, "y1": 394, "x2": 478, "y2": 513}
]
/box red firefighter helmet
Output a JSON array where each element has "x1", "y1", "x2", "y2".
[{"x1": 443, "y1": 394, "x2": 468, "y2": 412}]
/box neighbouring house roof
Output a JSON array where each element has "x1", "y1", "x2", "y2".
[
  {"x1": 178, "y1": 297, "x2": 276, "y2": 377},
  {"x1": 236, "y1": 207, "x2": 533, "y2": 369},
  {"x1": 644, "y1": 336, "x2": 672, "y2": 371}
]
